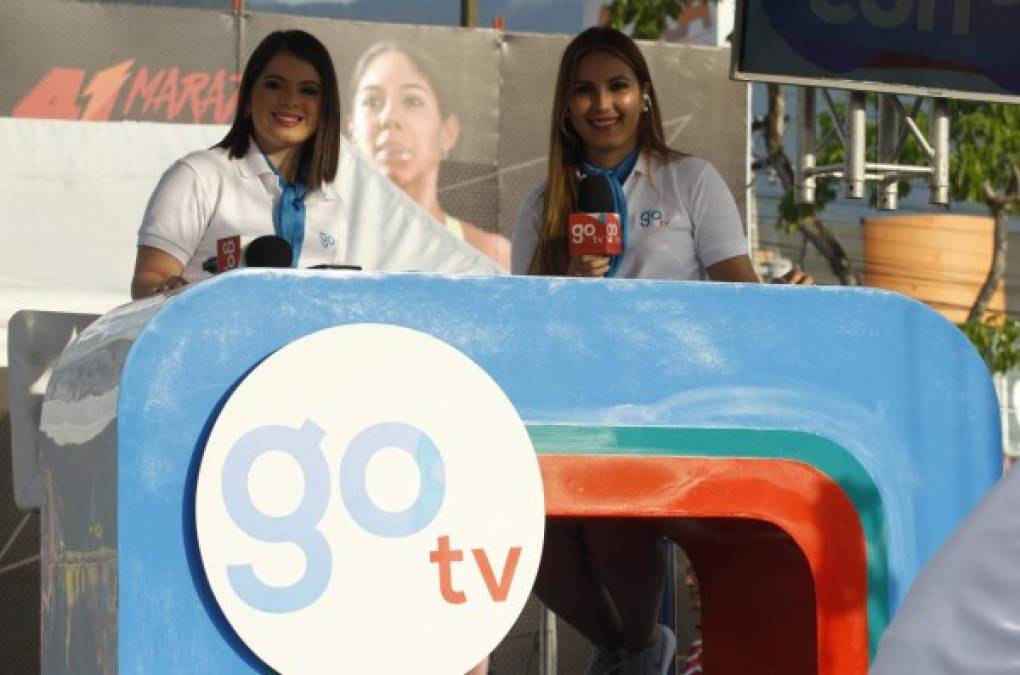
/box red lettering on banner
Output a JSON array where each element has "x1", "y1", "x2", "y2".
[
  {"x1": 123, "y1": 66, "x2": 165, "y2": 117},
  {"x1": 180, "y1": 71, "x2": 211, "y2": 123},
  {"x1": 16, "y1": 62, "x2": 240, "y2": 123},
  {"x1": 199, "y1": 70, "x2": 241, "y2": 124},
  {"x1": 12, "y1": 68, "x2": 85, "y2": 119},
  {"x1": 200, "y1": 70, "x2": 229, "y2": 123},
  {"x1": 129, "y1": 67, "x2": 237, "y2": 123},
  {"x1": 81, "y1": 59, "x2": 135, "y2": 121},
  {"x1": 152, "y1": 67, "x2": 184, "y2": 120}
]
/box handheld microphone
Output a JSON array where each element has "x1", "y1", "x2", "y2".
[
  {"x1": 202, "y1": 235, "x2": 241, "y2": 274},
  {"x1": 201, "y1": 235, "x2": 293, "y2": 273},
  {"x1": 568, "y1": 174, "x2": 622, "y2": 257},
  {"x1": 244, "y1": 235, "x2": 293, "y2": 268}
]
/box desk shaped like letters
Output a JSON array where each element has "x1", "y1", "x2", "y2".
[{"x1": 37, "y1": 271, "x2": 1001, "y2": 674}]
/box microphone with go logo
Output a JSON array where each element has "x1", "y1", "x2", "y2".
[
  {"x1": 568, "y1": 174, "x2": 622, "y2": 257},
  {"x1": 201, "y1": 235, "x2": 242, "y2": 274},
  {"x1": 201, "y1": 235, "x2": 294, "y2": 274},
  {"x1": 244, "y1": 235, "x2": 293, "y2": 268}
]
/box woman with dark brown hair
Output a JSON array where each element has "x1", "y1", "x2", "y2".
[
  {"x1": 132, "y1": 29, "x2": 345, "y2": 298},
  {"x1": 512, "y1": 26, "x2": 808, "y2": 675}
]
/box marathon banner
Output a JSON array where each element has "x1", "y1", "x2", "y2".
[
  {"x1": 734, "y1": 0, "x2": 1020, "y2": 104},
  {"x1": 1, "y1": 0, "x2": 747, "y2": 239}
]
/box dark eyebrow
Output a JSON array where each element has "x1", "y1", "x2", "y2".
[
  {"x1": 262, "y1": 72, "x2": 321, "y2": 87},
  {"x1": 571, "y1": 74, "x2": 632, "y2": 86}
]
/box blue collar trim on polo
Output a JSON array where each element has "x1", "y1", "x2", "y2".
[
  {"x1": 261, "y1": 151, "x2": 307, "y2": 266},
  {"x1": 580, "y1": 147, "x2": 640, "y2": 278}
]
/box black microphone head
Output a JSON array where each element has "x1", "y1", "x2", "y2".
[
  {"x1": 577, "y1": 174, "x2": 616, "y2": 213},
  {"x1": 244, "y1": 235, "x2": 293, "y2": 268}
]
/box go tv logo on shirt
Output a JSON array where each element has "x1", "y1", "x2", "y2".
[{"x1": 195, "y1": 324, "x2": 545, "y2": 675}]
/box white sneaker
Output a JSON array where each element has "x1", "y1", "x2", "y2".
[
  {"x1": 585, "y1": 644, "x2": 624, "y2": 675},
  {"x1": 620, "y1": 624, "x2": 677, "y2": 675}
]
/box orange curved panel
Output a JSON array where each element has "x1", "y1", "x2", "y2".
[{"x1": 539, "y1": 454, "x2": 869, "y2": 675}]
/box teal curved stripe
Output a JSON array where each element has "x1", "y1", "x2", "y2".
[{"x1": 526, "y1": 424, "x2": 888, "y2": 659}]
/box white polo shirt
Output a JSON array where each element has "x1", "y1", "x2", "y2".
[
  {"x1": 511, "y1": 153, "x2": 748, "y2": 279},
  {"x1": 138, "y1": 142, "x2": 348, "y2": 280}
]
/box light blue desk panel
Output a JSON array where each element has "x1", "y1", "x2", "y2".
[{"x1": 117, "y1": 271, "x2": 1000, "y2": 672}]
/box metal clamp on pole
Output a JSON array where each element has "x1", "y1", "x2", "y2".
[{"x1": 795, "y1": 88, "x2": 950, "y2": 209}]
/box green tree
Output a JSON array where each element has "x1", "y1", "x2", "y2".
[
  {"x1": 960, "y1": 317, "x2": 1020, "y2": 374},
  {"x1": 609, "y1": 1, "x2": 1020, "y2": 369},
  {"x1": 610, "y1": 4, "x2": 1020, "y2": 305},
  {"x1": 761, "y1": 85, "x2": 859, "y2": 284},
  {"x1": 803, "y1": 99, "x2": 1020, "y2": 323},
  {"x1": 608, "y1": 0, "x2": 705, "y2": 40},
  {"x1": 770, "y1": 98, "x2": 1020, "y2": 370},
  {"x1": 947, "y1": 102, "x2": 1020, "y2": 323}
]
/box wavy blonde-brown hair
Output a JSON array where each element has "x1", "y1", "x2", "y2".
[{"x1": 528, "y1": 27, "x2": 683, "y2": 276}]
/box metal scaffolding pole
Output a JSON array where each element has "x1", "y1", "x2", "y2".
[
  {"x1": 878, "y1": 95, "x2": 900, "y2": 210},
  {"x1": 796, "y1": 87, "x2": 816, "y2": 205},
  {"x1": 846, "y1": 91, "x2": 867, "y2": 199},
  {"x1": 930, "y1": 98, "x2": 950, "y2": 205},
  {"x1": 539, "y1": 606, "x2": 557, "y2": 675},
  {"x1": 461, "y1": 0, "x2": 478, "y2": 27},
  {"x1": 795, "y1": 88, "x2": 950, "y2": 210}
]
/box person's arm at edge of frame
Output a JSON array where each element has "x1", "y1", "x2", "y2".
[
  {"x1": 707, "y1": 255, "x2": 813, "y2": 285},
  {"x1": 131, "y1": 245, "x2": 187, "y2": 299}
]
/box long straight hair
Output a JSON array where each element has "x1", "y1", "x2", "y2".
[
  {"x1": 529, "y1": 27, "x2": 683, "y2": 276},
  {"x1": 217, "y1": 30, "x2": 342, "y2": 192}
]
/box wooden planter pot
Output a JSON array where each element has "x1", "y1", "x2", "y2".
[{"x1": 862, "y1": 214, "x2": 1005, "y2": 323}]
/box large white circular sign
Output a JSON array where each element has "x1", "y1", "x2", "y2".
[{"x1": 195, "y1": 324, "x2": 545, "y2": 674}]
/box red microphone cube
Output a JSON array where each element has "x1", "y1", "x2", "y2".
[
  {"x1": 568, "y1": 213, "x2": 622, "y2": 256},
  {"x1": 216, "y1": 235, "x2": 241, "y2": 272}
]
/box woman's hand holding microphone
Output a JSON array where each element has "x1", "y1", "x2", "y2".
[{"x1": 566, "y1": 255, "x2": 611, "y2": 277}]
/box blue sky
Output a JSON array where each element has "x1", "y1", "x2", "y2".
[
  {"x1": 246, "y1": 0, "x2": 592, "y2": 34},
  {"x1": 96, "y1": 0, "x2": 595, "y2": 34}
]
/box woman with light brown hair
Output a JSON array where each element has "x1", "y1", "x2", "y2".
[{"x1": 512, "y1": 26, "x2": 808, "y2": 675}]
